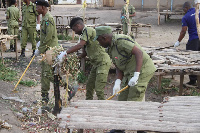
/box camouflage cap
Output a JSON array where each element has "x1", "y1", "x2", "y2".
[{"x1": 94, "y1": 26, "x2": 112, "y2": 41}]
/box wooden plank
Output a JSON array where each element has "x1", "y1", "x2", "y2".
[{"x1": 58, "y1": 97, "x2": 200, "y2": 132}]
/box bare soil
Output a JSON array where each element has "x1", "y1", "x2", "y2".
[{"x1": 0, "y1": 5, "x2": 198, "y2": 133}]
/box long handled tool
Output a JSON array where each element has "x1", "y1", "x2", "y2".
[
  {"x1": 12, "y1": 55, "x2": 35, "y2": 92},
  {"x1": 106, "y1": 85, "x2": 129, "y2": 100}
]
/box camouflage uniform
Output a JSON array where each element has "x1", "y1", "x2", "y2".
[
  {"x1": 121, "y1": 4, "x2": 135, "y2": 35},
  {"x1": 108, "y1": 34, "x2": 156, "y2": 101},
  {"x1": 81, "y1": 27, "x2": 111, "y2": 100},
  {"x1": 6, "y1": 5, "x2": 20, "y2": 50},
  {"x1": 21, "y1": 1, "x2": 38, "y2": 54},
  {"x1": 38, "y1": 12, "x2": 58, "y2": 99}
]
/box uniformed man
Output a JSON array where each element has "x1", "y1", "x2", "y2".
[
  {"x1": 95, "y1": 26, "x2": 156, "y2": 133},
  {"x1": 20, "y1": 0, "x2": 40, "y2": 57},
  {"x1": 58, "y1": 17, "x2": 111, "y2": 100},
  {"x1": 121, "y1": 0, "x2": 136, "y2": 36},
  {"x1": 34, "y1": 0, "x2": 58, "y2": 103},
  {"x1": 6, "y1": 0, "x2": 20, "y2": 52},
  {"x1": 95, "y1": 26, "x2": 156, "y2": 101}
]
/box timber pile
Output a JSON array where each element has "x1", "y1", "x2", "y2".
[
  {"x1": 58, "y1": 96, "x2": 200, "y2": 132},
  {"x1": 143, "y1": 46, "x2": 200, "y2": 70}
]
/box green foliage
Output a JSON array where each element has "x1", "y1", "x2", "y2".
[
  {"x1": 150, "y1": 78, "x2": 179, "y2": 95},
  {"x1": 77, "y1": 71, "x2": 87, "y2": 83},
  {"x1": 161, "y1": 78, "x2": 171, "y2": 88},
  {"x1": 57, "y1": 34, "x2": 79, "y2": 41},
  {"x1": 19, "y1": 80, "x2": 38, "y2": 87},
  {"x1": 0, "y1": 60, "x2": 17, "y2": 82},
  {"x1": 184, "y1": 87, "x2": 200, "y2": 96},
  {"x1": 0, "y1": 59, "x2": 37, "y2": 87}
]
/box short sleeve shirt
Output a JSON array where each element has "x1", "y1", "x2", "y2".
[
  {"x1": 182, "y1": 8, "x2": 199, "y2": 41},
  {"x1": 6, "y1": 5, "x2": 20, "y2": 26},
  {"x1": 80, "y1": 27, "x2": 111, "y2": 67},
  {"x1": 108, "y1": 34, "x2": 156, "y2": 77},
  {"x1": 22, "y1": 2, "x2": 38, "y2": 27},
  {"x1": 39, "y1": 12, "x2": 58, "y2": 54}
]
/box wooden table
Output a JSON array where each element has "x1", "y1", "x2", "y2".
[
  {"x1": 0, "y1": 26, "x2": 8, "y2": 34},
  {"x1": 144, "y1": 46, "x2": 200, "y2": 95},
  {"x1": 158, "y1": 11, "x2": 184, "y2": 25},
  {"x1": 53, "y1": 15, "x2": 75, "y2": 28},
  {"x1": 131, "y1": 23, "x2": 151, "y2": 38},
  {"x1": 0, "y1": 35, "x2": 18, "y2": 62},
  {"x1": 58, "y1": 96, "x2": 200, "y2": 133},
  {"x1": 87, "y1": 17, "x2": 99, "y2": 24},
  {"x1": 101, "y1": 23, "x2": 152, "y2": 37}
]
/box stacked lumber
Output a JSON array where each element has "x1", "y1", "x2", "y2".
[
  {"x1": 58, "y1": 96, "x2": 200, "y2": 132},
  {"x1": 143, "y1": 46, "x2": 200, "y2": 68}
]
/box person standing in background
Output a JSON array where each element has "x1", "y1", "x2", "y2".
[
  {"x1": 20, "y1": 0, "x2": 40, "y2": 57},
  {"x1": 174, "y1": 1, "x2": 200, "y2": 86},
  {"x1": 121, "y1": 0, "x2": 136, "y2": 36},
  {"x1": 6, "y1": 0, "x2": 20, "y2": 52}
]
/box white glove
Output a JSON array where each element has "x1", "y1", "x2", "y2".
[
  {"x1": 174, "y1": 41, "x2": 180, "y2": 48},
  {"x1": 113, "y1": 79, "x2": 121, "y2": 95},
  {"x1": 36, "y1": 41, "x2": 40, "y2": 49},
  {"x1": 57, "y1": 51, "x2": 67, "y2": 65},
  {"x1": 36, "y1": 24, "x2": 40, "y2": 31},
  {"x1": 34, "y1": 49, "x2": 40, "y2": 56},
  {"x1": 128, "y1": 72, "x2": 140, "y2": 86}
]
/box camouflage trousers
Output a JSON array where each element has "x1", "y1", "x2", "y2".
[
  {"x1": 86, "y1": 63, "x2": 111, "y2": 100},
  {"x1": 118, "y1": 72, "x2": 154, "y2": 101}
]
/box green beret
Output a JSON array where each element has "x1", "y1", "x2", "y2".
[
  {"x1": 35, "y1": 0, "x2": 49, "y2": 7},
  {"x1": 94, "y1": 26, "x2": 112, "y2": 41}
]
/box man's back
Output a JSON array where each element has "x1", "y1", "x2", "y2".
[
  {"x1": 182, "y1": 8, "x2": 199, "y2": 41},
  {"x1": 7, "y1": 5, "x2": 19, "y2": 26},
  {"x1": 81, "y1": 27, "x2": 111, "y2": 66}
]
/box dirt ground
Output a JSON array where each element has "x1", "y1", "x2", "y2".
[{"x1": 0, "y1": 5, "x2": 196, "y2": 133}]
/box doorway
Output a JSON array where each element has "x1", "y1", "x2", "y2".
[{"x1": 77, "y1": 0, "x2": 81, "y2": 4}]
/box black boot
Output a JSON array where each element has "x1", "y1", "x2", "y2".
[
  {"x1": 20, "y1": 48, "x2": 25, "y2": 57},
  {"x1": 31, "y1": 50, "x2": 35, "y2": 57},
  {"x1": 186, "y1": 80, "x2": 196, "y2": 85},
  {"x1": 6, "y1": 45, "x2": 14, "y2": 52},
  {"x1": 41, "y1": 93, "x2": 50, "y2": 113},
  {"x1": 41, "y1": 93, "x2": 49, "y2": 103},
  {"x1": 14, "y1": 44, "x2": 16, "y2": 52}
]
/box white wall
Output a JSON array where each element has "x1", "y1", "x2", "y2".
[
  {"x1": 58, "y1": 0, "x2": 77, "y2": 4},
  {"x1": 84, "y1": 0, "x2": 100, "y2": 4}
]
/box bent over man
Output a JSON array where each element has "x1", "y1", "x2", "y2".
[
  {"x1": 94, "y1": 26, "x2": 156, "y2": 101},
  {"x1": 58, "y1": 17, "x2": 111, "y2": 100},
  {"x1": 95, "y1": 26, "x2": 156, "y2": 133}
]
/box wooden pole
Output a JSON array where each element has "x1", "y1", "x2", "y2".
[
  {"x1": 81, "y1": 0, "x2": 87, "y2": 72},
  {"x1": 14, "y1": 37, "x2": 18, "y2": 60},
  {"x1": 0, "y1": 41, "x2": 4, "y2": 64},
  {"x1": 13, "y1": 55, "x2": 35, "y2": 92},
  {"x1": 195, "y1": 1, "x2": 200, "y2": 39},
  {"x1": 83, "y1": 0, "x2": 87, "y2": 24},
  {"x1": 157, "y1": 0, "x2": 160, "y2": 25},
  {"x1": 125, "y1": 0, "x2": 131, "y2": 35},
  {"x1": 107, "y1": 85, "x2": 129, "y2": 100}
]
